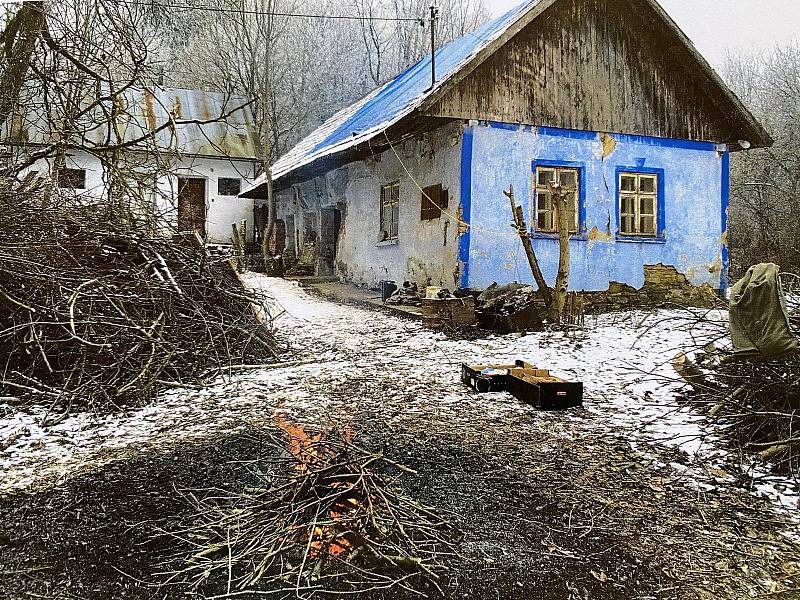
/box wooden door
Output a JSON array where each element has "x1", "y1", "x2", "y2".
[{"x1": 177, "y1": 177, "x2": 206, "y2": 236}]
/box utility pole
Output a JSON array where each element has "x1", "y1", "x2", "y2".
[{"x1": 429, "y1": 1, "x2": 439, "y2": 89}]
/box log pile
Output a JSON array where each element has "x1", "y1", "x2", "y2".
[
  {"x1": 166, "y1": 419, "x2": 455, "y2": 597},
  {"x1": 0, "y1": 181, "x2": 278, "y2": 416}
]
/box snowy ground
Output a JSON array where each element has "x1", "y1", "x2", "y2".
[{"x1": 1, "y1": 275, "x2": 797, "y2": 523}]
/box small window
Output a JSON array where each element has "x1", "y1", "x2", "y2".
[
  {"x1": 619, "y1": 172, "x2": 659, "y2": 237},
  {"x1": 218, "y1": 177, "x2": 241, "y2": 196},
  {"x1": 380, "y1": 182, "x2": 400, "y2": 241},
  {"x1": 532, "y1": 166, "x2": 580, "y2": 233},
  {"x1": 58, "y1": 168, "x2": 86, "y2": 190},
  {"x1": 421, "y1": 184, "x2": 448, "y2": 221}
]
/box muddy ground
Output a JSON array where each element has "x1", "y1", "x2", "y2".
[{"x1": 1, "y1": 277, "x2": 799, "y2": 599}]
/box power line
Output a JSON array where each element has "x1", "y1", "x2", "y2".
[{"x1": 95, "y1": 0, "x2": 427, "y2": 23}]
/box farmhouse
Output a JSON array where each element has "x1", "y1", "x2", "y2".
[
  {"x1": 242, "y1": 0, "x2": 771, "y2": 293},
  {"x1": 5, "y1": 87, "x2": 259, "y2": 245}
]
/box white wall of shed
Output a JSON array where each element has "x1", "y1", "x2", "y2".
[
  {"x1": 153, "y1": 156, "x2": 257, "y2": 244},
  {"x1": 19, "y1": 150, "x2": 257, "y2": 245},
  {"x1": 276, "y1": 121, "x2": 464, "y2": 289}
]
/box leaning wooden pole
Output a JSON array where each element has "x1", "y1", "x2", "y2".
[{"x1": 505, "y1": 185, "x2": 553, "y2": 308}]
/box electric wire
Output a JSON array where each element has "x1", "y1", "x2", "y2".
[{"x1": 0, "y1": 0, "x2": 426, "y2": 23}]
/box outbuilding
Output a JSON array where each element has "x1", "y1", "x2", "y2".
[{"x1": 6, "y1": 86, "x2": 260, "y2": 245}]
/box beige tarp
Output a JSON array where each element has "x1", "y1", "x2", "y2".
[{"x1": 729, "y1": 263, "x2": 799, "y2": 358}]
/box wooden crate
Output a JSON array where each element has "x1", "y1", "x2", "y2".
[
  {"x1": 507, "y1": 368, "x2": 584, "y2": 410},
  {"x1": 422, "y1": 296, "x2": 476, "y2": 328}
]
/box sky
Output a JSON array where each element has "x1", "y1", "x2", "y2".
[{"x1": 487, "y1": 0, "x2": 800, "y2": 71}]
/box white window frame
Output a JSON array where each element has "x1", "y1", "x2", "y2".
[
  {"x1": 380, "y1": 182, "x2": 400, "y2": 241},
  {"x1": 619, "y1": 172, "x2": 659, "y2": 237},
  {"x1": 532, "y1": 166, "x2": 580, "y2": 234}
]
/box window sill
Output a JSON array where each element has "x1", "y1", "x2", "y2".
[
  {"x1": 615, "y1": 236, "x2": 667, "y2": 244},
  {"x1": 531, "y1": 232, "x2": 588, "y2": 242},
  {"x1": 376, "y1": 239, "x2": 399, "y2": 247}
]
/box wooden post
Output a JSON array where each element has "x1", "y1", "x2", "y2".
[
  {"x1": 548, "y1": 181, "x2": 571, "y2": 323},
  {"x1": 505, "y1": 184, "x2": 553, "y2": 308},
  {"x1": 239, "y1": 219, "x2": 248, "y2": 272},
  {"x1": 231, "y1": 223, "x2": 243, "y2": 273}
]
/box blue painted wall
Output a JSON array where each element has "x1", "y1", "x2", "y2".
[{"x1": 464, "y1": 123, "x2": 727, "y2": 291}]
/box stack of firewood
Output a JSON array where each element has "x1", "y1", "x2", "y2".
[{"x1": 0, "y1": 180, "x2": 279, "y2": 418}]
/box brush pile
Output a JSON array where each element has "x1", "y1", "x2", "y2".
[
  {"x1": 667, "y1": 306, "x2": 800, "y2": 474},
  {"x1": 707, "y1": 355, "x2": 800, "y2": 471},
  {"x1": 166, "y1": 420, "x2": 455, "y2": 597},
  {"x1": 0, "y1": 180, "x2": 278, "y2": 416}
]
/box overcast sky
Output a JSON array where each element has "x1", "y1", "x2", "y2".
[{"x1": 487, "y1": 0, "x2": 800, "y2": 71}]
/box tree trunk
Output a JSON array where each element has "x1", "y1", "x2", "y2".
[
  {"x1": 505, "y1": 185, "x2": 553, "y2": 309},
  {"x1": 0, "y1": 1, "x2": 45, "y2": 132},
  {"x1": 551, "y1": 186, "x2": 571, "y2": 323}
]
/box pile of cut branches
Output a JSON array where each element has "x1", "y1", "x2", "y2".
[
  {"x1": 0, "y1": 180, "x2": 278, "y2": 416},
  {"x1": 163, "y1": 420, "x2": 456, "y2": 598},
  {"x1": 697, "y1": 354, "x2": 800, "y2": 473},
  {"x1": 664, "y1": 309, "x2": 800, "y2": 473}
]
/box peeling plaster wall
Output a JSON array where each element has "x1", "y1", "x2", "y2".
[
  {"x1": 278, "y1": 121, "x2": 464, "y2": 289},
  {"x1": 466, "y1": 123, "x2": 726, "y2": 291}
]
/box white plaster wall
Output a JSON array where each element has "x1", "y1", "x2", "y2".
[
  {"x1": 318, "y1": 121, "x2": 464, "y2": 289},
  {"x1": 153, "y1": 156, "x2": 257, "y2": 244},
  {"x1": 20, "y1": 150, "x2": 257, "y2": 245},
  {"x1": 20, "y1": 150, "x2": 106, "y2": 199}
]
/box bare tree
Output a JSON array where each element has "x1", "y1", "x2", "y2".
[{"x1": 725, "y1": 43, "x2": 800, "y2": 275}]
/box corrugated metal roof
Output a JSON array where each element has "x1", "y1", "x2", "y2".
[
  {"x1": 242, "y1": 0, "x2": 540, "y2": 194},
  {"x1": 5, "y1": 86, "x2": 260, "y2": 160}
]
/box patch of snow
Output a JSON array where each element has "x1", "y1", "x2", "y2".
[{"x1": 1, "y1": 275, "x2": 797, "y2": 541}]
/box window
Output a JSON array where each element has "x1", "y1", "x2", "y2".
[
  {"x1": 533, "y1": 166, "x2": 580, "y2": 233},
  {"x1": 379, "y1": 182, "x2": 400, "y2": 241},
  {"x1": 58, "y1": 168, "x2": 86, "y2": 190},
  {"x1": 619, "y1": 172, "x2": 659, "y2": 237},
  {"x1": 421, "y1": 184, "x2": 448, "y2": 221},
  {"x1": 218, "y1": 177, "x2": 241, "y2": 196}
]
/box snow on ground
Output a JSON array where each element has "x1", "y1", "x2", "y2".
[{"x1": 1, "y1": 276, "x2": 797, "y2": 527}]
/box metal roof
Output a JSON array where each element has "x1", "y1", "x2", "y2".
[
  {"x1": 242, "y1": 0, "x2": 771, "y2": 197},
  {"x1": 242, "y1": 0, "x2": 540, "y2": 194},
  {"x1": 5, "y1": 86, "x2": 260, "y2": 160}
]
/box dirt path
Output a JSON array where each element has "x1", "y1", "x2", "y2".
[{"x1": 1, "y1": 276, "x2": 799, "y2": 599}]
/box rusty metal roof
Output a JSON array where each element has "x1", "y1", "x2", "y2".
[{"x1": 4, "y1": 86, "x2": 260, "y2": 160}]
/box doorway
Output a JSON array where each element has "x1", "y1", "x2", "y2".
[
  {"x1": 177, "y1": 177, "x2": 206, "y2": 237},
  {"x1": 319, "y1": 206, "x2": 342, "y2": 275}
]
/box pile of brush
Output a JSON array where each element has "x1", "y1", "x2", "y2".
[
  {"x1": 668, "y1": 308, "x2": 800, "y2": 474},
  {"x1": 164, "y1": 420, "x2": 455, "y2": 597},
  {"x1": 0, "y1": 179, "x2": 278, "y2": 418},
  {"x1": 703, "y1": 355, "x2": 800, "y2": 472}
]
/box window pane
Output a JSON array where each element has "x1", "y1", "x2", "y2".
[
  {"x1": 537, "y1": 191, "x2": 551, "y2": 213},
  {"x1": 639, "y1": 176, "x2": 656, "y2": 193},
  {"x1": 537, "y1": 169, "x2": 555, "y2": 187},
  {"x1": 567, "y1": 192, "x2": 578, "y2": 230},
  {"x1": 559, "y1": 170, "x2": 577, "y2": 189},
  {"x1": 621, "y1": 196, "x2": 635, "y2": 214},
  {"x1": 537, "y1": 211, "x2": 552, "y2": 231},
  {"x1": 640, "y1": 216, "x2": 656, "y2": 235},
  {"x1": 58, "y1": 168, "x2": 86, "y2": 189},
  {"x1": 620, "y1": 175, "x2": 636, "y2": 192},
  {"x1": 621, "y1": 215, "x2": 634, "y2": 234},
  {"x1": 640, "y1": 196, "x2": 655, "y2": 215},
  {"x1": 218, "y1": 177, "x2": 241, "y2": 196}
]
